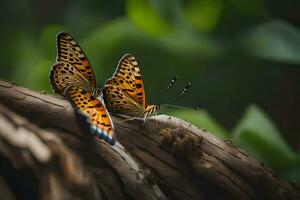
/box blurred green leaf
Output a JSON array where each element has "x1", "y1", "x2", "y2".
[
  {"x1": 184, "y1": 0, "x2": 224, "y2": 32},
  {"x1": 83, "y1": 19, "x2": 140, "y2": 59},
  {"x1": 159, "y1": 29, "x2": 223, "y2": 58},
  {"x1": 165, "y1": 109, "x2": 230, "y2": 139},
  {"x1": 232, "y1": 104, "x2": 300, "y2": 171},
  {"x1": 125, "y1": 0, "x2": 171, "y2": 36},
  {"x1": 240, "y1": 20, "x2": 300, "y2": 64},
  {"x1": 150, "y1": 0, "x2": 186, "y2": 27}
]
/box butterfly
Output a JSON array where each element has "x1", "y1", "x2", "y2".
[
  {"x1": 102, "y1": 56, "x2": 197, "y2": 119},
  {"x1": 102, "y1": 54, "x2": 162, "y2": 121},
  {"x1": 49, "y1": 32, "x2": 116, "y2": 145}
]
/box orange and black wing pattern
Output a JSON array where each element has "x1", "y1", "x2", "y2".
[
  {"x1": 102, "y1": 84, "x2": 143, "y2": 117},
  {"x1": 67, "y1": 87, "x2": 115, "y2": 145},
  {"x1": 56, "y1": 32, "x2": 96, "y2": 88},
  {"x1": 49, "y1": 32, "x2": 116, "y2": 145},
  {"x1": 49, "y1": 32, "x2": 96, "y2": 96},
  {"x1": 49, "y1": 62, "x2": 91, "y2": 95},
  {"x1": 106, "y1": 54, "x2": 147, "y2": 108}
]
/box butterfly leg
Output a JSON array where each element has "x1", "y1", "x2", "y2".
[
  {"x1": 142, "y1": 115, "x2": 147, "y2": 126},
  {"x1": 118, "y1": 116, "x2": 138, "y2": 123}
]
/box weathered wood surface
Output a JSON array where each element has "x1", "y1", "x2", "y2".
[{"x1": 0, "y1": 79, "x2": 299, "y2": 200}]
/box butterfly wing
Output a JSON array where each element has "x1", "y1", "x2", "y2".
[
  {"x1": 56, "y1": 32, "x2": 96, "y2": 89},
  {"x1": 106, "y1": 54, "x2": 147, "y2": 108},
  {"x1": 49, "y1": 62, "x2": 91, "y2": 96},
  {"x1": 67, "y1": 86, "x2": 116, "y2": 145},
  {"x1": 102, "y1": 84, "x2": 144, "y2": 117}
]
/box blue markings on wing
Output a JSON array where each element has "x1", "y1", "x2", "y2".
[
  {"x1": 70, "y1": 102, "x2": 116, "y2": 145},
  {"x1": 90, "y1": 125, "x2": 116, "y2": 145}
]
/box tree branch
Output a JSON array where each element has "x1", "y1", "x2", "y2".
[
  {"x1": 0, "y1": 79, "x2": 299, "y2": 200},
  {"x1": 0, "y1": 104, "x2": 101, "y2": 200}
]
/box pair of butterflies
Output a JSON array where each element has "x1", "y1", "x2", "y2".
[{"x1": 49, "y1": 32, "x2": 161, "y2": 145}]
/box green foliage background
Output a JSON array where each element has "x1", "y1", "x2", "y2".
[{"x1": 0, "y1": 0, "x2": 299, "y2": 184}]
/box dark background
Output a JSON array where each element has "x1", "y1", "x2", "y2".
[{"x1": 0, "y1": 0, "x2": 299, "y2": 184}]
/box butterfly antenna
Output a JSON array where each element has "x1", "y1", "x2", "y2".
[
  {"x1": 158, "y1": 76, "x2": 179, "y2": 103},
  {"x1": 165, "y1": 76, "x2": 178, "y2": 92},
  {"x1": 178, "y1": 82, "x2": 191, "y2": 97},
  {"x1": 157, "y1": 78, "x2": 199, "y2": 111},
  {"x1": 160, "y1": 82, "x2": 199, "y2": 110},
  {"x1": 161, "y1": 104, "x2": 200, "y2": 110}
]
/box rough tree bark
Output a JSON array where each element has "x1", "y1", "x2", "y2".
[{"x1": 0, "y1": 79, "x2": 299, "y2": 200}]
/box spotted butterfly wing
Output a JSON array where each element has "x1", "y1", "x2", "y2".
[
  {"x1": 49, "y1": 62, "x2": 92, "y2": 95},
  {"x1": 49, "y1": 32, "x2": 116, "y2": 145},
  {"x1": 67, "y1": 86, "x2": 115, "y2": 145},
  {"x1": 103, "y1": 84, "x2": 145, "y2": 117},
  {"x1": 103, "y1": 54, "x2": 159, "y2": 118},
  {"x1": 106, "y1": 54, "x2": 147, "y2": 107},
  {"x1": 56, "y1": 32, "x2": 96, "y2": 88},
  {"x1": 49, "y1": 32, "x2": 96, "y2": 96}
]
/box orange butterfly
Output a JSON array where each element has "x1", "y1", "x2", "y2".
[
  {"x1": 102, "y1": 54, "x2": 162, "y2": 121},
  {"x1": 102, "y1": 55, "x2": 196, "y2": 120},
  {"x1": 49, "y1": 32, "x2": 115, "y2": 145}
]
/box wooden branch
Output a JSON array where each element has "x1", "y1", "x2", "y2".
[
  {"x1": 0, "y1": 104, "x2": 101, "y2": 200},
  {"x1": 0, "y1": 80, "x2": 166, "y2": 200},
  {"x1": 0, "y1": 79, "x2": 299, "y2": 200}
]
